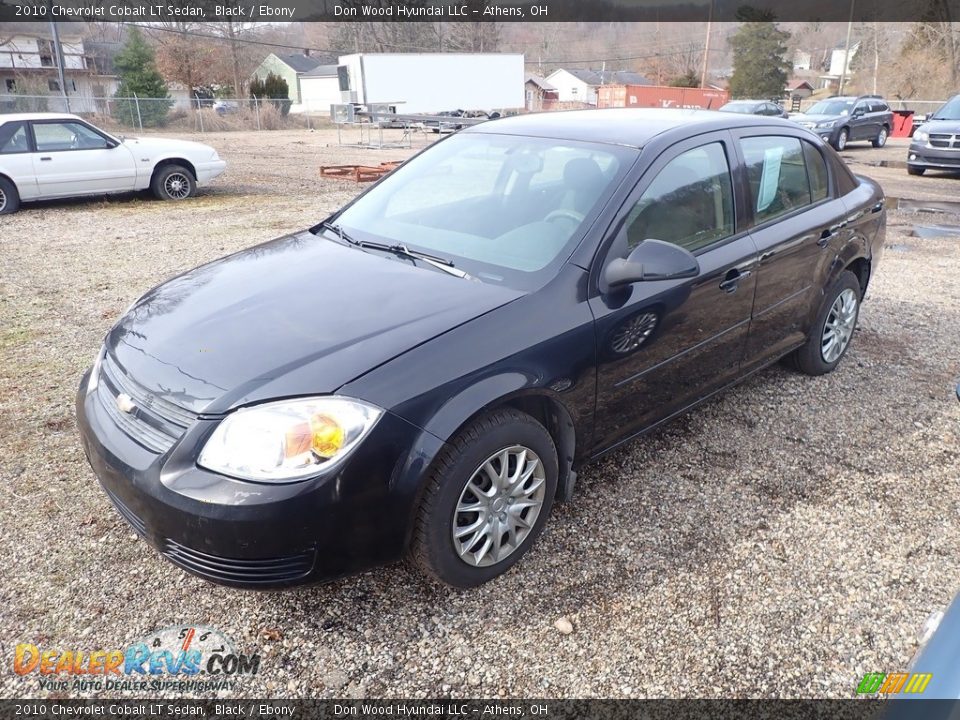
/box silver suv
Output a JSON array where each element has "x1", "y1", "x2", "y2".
[{"x1": 791, "y1": 95, "x2": 893, "y2": 151}]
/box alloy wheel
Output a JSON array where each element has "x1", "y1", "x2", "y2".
[
  {"x1": 837, "y1": 130, "x2": 848, "y2": 151},
  {"x1": 164, "y1": 173, "x2": 191, "y2": 200},
  {"x1": 0, "y1": 186, "x2": 6, "y2": 213},
  {"x1": 611, "y1": 312, "x2": 658, "y2": 354},
  {"x1": 877, "y1": 128, "x2": 887, "y2": 146},
  {"x1": 452, "y1": 445, "x2": 547, "y2": 567},
  {"x1": 821, "y1": 288, "x2": 858, "y2": 363}
]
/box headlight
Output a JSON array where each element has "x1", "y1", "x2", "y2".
[
  {"x1": 816, "y1": 120, "x2": 836, "y2": 129},
  {"x1": 87, "y1": 347, "x2": 104, "y2": 395},
  {"x1": 198, "y1": 397, "x2": 383, "y2": 482},
  {"x1": 914, "y1": 130, "x2": 929, "y2": 143}
]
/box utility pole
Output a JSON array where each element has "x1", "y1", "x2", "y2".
[
  {"x1": 700, "y1": 2, "x2": 713, "y2": 88},
  {"x1": 49, "y1": 20, "x2": 70, "y2": 113},
  {"x1": 838, "y1": 0, "x2": 855, "y2": 95}
]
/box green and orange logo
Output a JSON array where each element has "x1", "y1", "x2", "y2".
[{"x1": 857, "y1": 672, "x2": 933, "y2": 695}]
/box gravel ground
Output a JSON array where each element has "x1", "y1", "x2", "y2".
[{"x1": 1, "y1": 128, "x2": 958, "y2": 700}]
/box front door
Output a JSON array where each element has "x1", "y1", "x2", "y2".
[
  {"x1": 29, "y1": 120, "x2": 136, "y2": 198},
  {"x1": 590, "y1": 134, "x2": 759, "y2": 452}
]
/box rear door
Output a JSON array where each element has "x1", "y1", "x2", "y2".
[
  {"x1": 29, "y1": 120, "x2": 136, "y2": 198},
  {"x1": 731, "y1": 130, "x2": 851, "y2": 368},
  {"x1": 589, "y1": 132, "x2": 759, "y2": 451}
]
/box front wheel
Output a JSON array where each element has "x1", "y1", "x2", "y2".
[
  {"x1": 151, "y1": 164, "x2": 196, "y2": 201},
  {"x1": 872, "y1": 126, "x2": 888, "y2": 148},
  {"x1": 410, "y1": 408, "x2": 558, "y2": 588},
  {"x1": 832, "y1": 128, "x2": 849, "y2": 151},
  {"x1": 790, "y1": 270, "x2": 861, "y2": 376}
]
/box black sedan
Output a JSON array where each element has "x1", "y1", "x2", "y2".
[
  {"x1": 77, "y1": 109, "x2": 886, "y2": 589},
  {"x1": 718, "y1": 99, "x2": 789, "y2": 119}
]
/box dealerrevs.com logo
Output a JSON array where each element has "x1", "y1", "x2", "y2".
[{"x1": 14, "y1": 625, "x2": 260, "y2": 693}]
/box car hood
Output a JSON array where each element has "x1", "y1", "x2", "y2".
[
  {"x1": 106, "y1": 232, "x2": 523, "y2": 415},
  {"x1": 122, "y1": 136, "x2": 217, "y2": 157},
  {"x1": 918, "y1": 119, "x2": 960, "y2": 135},
  {"x1": 791, "y1": 113, "x2": 842, "y2": 124}
]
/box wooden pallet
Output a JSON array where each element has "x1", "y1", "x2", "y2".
[{"x1": 320, "y1": 161, "x2": 402, "y2": 183}]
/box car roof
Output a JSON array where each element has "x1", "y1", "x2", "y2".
[
  {"x1": 0, "y1": 112, "x2": 84, "y2": 123},
  {"x1": 466, "y1": 108, "x2": 794, "y2": 149}
]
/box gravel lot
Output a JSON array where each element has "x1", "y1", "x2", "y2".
[{"x1": 1, "y1": 128, "x2": 958, "y2": 699}]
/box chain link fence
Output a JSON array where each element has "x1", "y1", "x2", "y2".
[{"x1": 0, "y1": 93, "x2": 338, "y2": 133}]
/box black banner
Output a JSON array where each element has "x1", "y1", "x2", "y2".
[
  {"x1": 2, "y1": 700, "x2": 960, "y2": 720},
  {"x1": 1, "y1": 0, "x2": 960, "y2": 23}
]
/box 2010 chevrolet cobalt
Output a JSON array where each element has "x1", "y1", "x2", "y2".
[{"x1": 77, "y1": 109, "x2": 885, "y2": 589}]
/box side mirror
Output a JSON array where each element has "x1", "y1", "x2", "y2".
[
  {"x1": 604, "y1": 239, "x2": 700, "y2": 289},
  {"x1": 852, "y1": 108, "x2": 865, "y2": 118}
]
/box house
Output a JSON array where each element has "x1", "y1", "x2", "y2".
[
  {"x1": 545, "y1": 68, "x2": 652, "y2": 105},
  {"x1": 817, "y1": 42, "x2": 860, "y2": 90},
  {"x1": 793, "y1": 50, "x2": 812, "y2": 72},
  {"x1": 524, "y1": 74, "x2": 558, "y2": 111},
  {"x1": 249, "y1": 52, "x2": 335, "y2": 109},
  {"x1": 786, "y1": 79, "x2": 815, "y2": 99},
  {"x1": 0, "y1": 29, "x2": 119, "y2": 113},
  {"x1": 298, "y1": 65, "x2": 342, "y2": 115}
]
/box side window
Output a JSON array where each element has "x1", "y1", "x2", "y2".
[
  {"x1": 622, "y1": 142, "x2": 734, "y2": 253},
  {"x1": 740, "y1": 136, "x2": 812, "y2": 224},
  {"x1": 0, "y1": 122, "x2": 29, "y2": 154},
  {"x1": 802, "y1": 141, "x2": 829, "y2": 202},
  {"x1": 854, "y1": 102, "x2": 869, "y2": 116},
  {"x1": 33, "y1": 122, "x2": 110, "y2": 152}
]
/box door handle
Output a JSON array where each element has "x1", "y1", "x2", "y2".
[
  {"x1": 818, "y1": 224, "x2": 843, "y2": 247},
  {"x1": 719, "y1": 268, "x2": 752, "y2": 293},
  {"x1": 39, "y1": 156, "x2": 52, "y2": 162}
]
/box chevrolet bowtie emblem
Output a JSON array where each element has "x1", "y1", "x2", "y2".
[{"x1": 116, "y1": 393, "x2": 137, "y2": 414}]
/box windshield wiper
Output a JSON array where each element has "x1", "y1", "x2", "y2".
[{"x1": 320, "y1": 221, "x2": 472, "y2": 279}]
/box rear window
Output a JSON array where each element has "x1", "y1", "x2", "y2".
[
  {"x1": 0, "y1": 122, "x2": 29, "y2": 154},
  {"x1": 802, "y1": 141, "x2": 829, "y2": 202}
]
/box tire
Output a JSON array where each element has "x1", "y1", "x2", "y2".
[
  {"x1": 872, "y1": 126, "x2": 889, "y2": 148},
  {"x1": 151, "y1": 164, "x2": 196, "y2": 201},
  {"x1": 0, "y1": 175, "x2": 20, "y2": 215},
  {"x1": 833, "y1": 128, "x2": 849, "y2": 151},
  {"x1": 790, "y1": 270, "x2": 861, "y2": 376},
  {"x1": 907, "y1": 165, "x2": 926, "y2": 176},
  {"x1": 410, "y1": 408, "x2": 558, "y2": 588}
]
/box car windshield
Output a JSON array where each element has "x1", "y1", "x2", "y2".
[
  {"x1": 331, "y1": 133, "x2": 634, "y2": 290},
  {"x1": 806, "y1": 100, "x2": 854, "y2": 116},
  {"x1": 720, "y1": 102, "x2": 756, "y2": 113},
  {"x1": 931, "y1": 96, "x2": 960, "y2": 120}
]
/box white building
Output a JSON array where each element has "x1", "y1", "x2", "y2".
[
  {"x1": 0, "y1": 32, "x2": 118, "y2": 114},
  {"x1": 298, "y1": 65, "x2": 342, "y2": 115},
  {"x1": 544, "y1": 68, "x2": 652, "y2": 106}
]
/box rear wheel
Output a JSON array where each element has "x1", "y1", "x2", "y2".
[
  {"x1": 410, "y1": 408, "x2": 558, "y2": 588},
  {"x1": 0, "y1": 176, "x2": 20, "y2": 215},
  {"x1": 790, "y1": 270, "x2": 861, "y2": 376},
  {"x1": 872, "y1": 126, "x2": 888, "y2": 148},
  {"x1": 907, "y1": 165, "x2": 926, "y2": 176},
  {"x1": 151, "y1": 164, "x2": 196, "y2": 201}
]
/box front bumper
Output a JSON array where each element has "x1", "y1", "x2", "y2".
[
  {"x1": 907, "y1": 144, "x2": 960, "y2": 170},
  {"x1": 195, "y1": 159, "x2": 227, "y2": 185},
  {"x1": 76, "y1": 370, "x2": 443, "y2": 588}
]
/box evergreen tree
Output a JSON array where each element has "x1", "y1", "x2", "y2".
[
  {"x1": 112, "y1": 27, "x2": 171, "y2": 128},
  {"x1": 249, "y1": 72, "x2": 291, "y2": 116},
  {"x1": 728, "y1": 21, "x2": 791, "y2": 99}
]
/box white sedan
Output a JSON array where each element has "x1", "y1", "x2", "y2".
[{"x1": 0, "y1": 112, "x2": 227, "y2": 214}]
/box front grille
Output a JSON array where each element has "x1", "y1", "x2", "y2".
[
  {"x1": 97, "y1": 354, "x2": 195, "y2": 454},
  {"x1": 162, "y1": 539, "x2": 316, "y2": 585},
  {"x1": 918, "y1": 154, "x2": 960, "y2": 166},
  {"x1": 929, "y1": 133, "x2": 960, "y2": 149},
  {"x1": 102, "y1": 486, "x2": 148, "y2": 537}
]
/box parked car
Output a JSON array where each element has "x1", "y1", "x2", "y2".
[
  {"x1": 907, "y1": 95, "x2": 960, "y2": 176},
  {"x1": 790, "y1": 95, "x2": 894, "y2": 150},
  {"x1": 213, "y1": 100, "x2": 239, "y2": 116},
  {"x1": 0, "y1": 113, "x2": 226, "y2": 214},
  {"x1": 718, "y1": 99, "x2": 789, "y2": 118},
  {"x1": 77, "y1": 109, "x2": 886, "y2": 589}
]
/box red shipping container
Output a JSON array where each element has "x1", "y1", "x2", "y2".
[{"x1": 598, "y1": 84, "x2": 730, "y2": 111}]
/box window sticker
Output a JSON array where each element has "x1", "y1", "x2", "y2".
[{"x1": 757, "y1": 146, "x2": 784, "y2": 213}]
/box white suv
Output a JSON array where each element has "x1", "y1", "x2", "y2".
[{"x1": 0, "y1": 113, "x2": 226, "y2": 214}]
